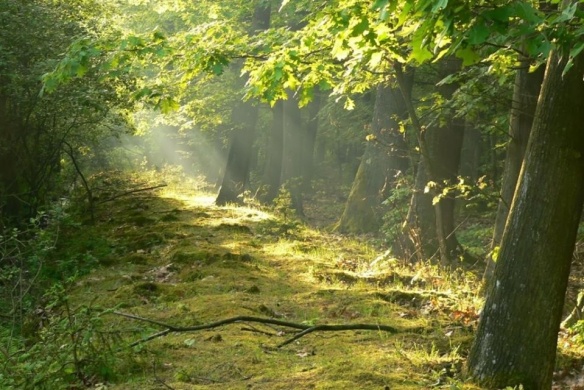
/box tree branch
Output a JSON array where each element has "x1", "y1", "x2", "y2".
[
  {"x1": 97, "y1": 184, "x2": 167, "y2": 204},
  {"x1": 113, "y1": 312, "x2": 399, "y2": 349}
]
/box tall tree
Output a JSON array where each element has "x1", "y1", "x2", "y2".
[
  {"x1": 281, "y1": 92, "x2": 306, "y2": 215},
  {"x1": 335, "y1": 79, "x2": 411, "y2": 234},
  {"x1": 215, "y1": 3, "x2": 271, "y2": 205},
  {"x1": 395, "y1": 60, "x2": 465, "y2": 263},
  {"x1": 482, "y1": 58, "x2": 545, "y2": 287},
  {"x1": 261, "y1": 100, "x2": 284, "y2": 203},
  {"x1": 467, "y1": 48, "x2": 584, "y2": 389}
]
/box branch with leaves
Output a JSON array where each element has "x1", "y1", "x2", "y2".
[{"x1": 113, "y1": 312, "x2": 399, "y2": 349}]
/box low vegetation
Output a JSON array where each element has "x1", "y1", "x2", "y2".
[{"x1": 3, "y1": 169, "x2": 584, "y2": 389}]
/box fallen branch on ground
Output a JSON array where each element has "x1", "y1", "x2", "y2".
[
  {"x1": 113, "y1": 312, "x2": 399, "y2": 348},
  {"x1": 98, "y1": 184, "x2": 167, "y2": 203}
]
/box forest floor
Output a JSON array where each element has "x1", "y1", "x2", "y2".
[{"x1": 53, "y1": 170, "x2": 584, "y2": 389}]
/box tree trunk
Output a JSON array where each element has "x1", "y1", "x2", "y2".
[
  {"x1": 215, "y1": 4, "x2": 271, "y2": 205},
  {"x1": 215, "y1": 97, "x2": 260, "y2": 205},
  {"x1": 426, "y1": 117, "x2": 465, "y2": 261},
  {"x1": 394, "y1": 60, "x2": 464, "y2": 263},
  {"x1": 459, "y1": 120, "x2": 481, "y2": 181},
  {"x1": 302, "y1": 88, "x2": 321, "y2": 192},
  {"x1": 395, "y1": 159, "x2": 437, "y2": 261},
  {"x1": 282, "y1": 92, "x2": 305, "y2": 216},
  {"x1": 261, "y1": 100, "x2": 284, "y2": 203},
  {"x1": 335, "y1": 80, "x2": 411, "y2": 234},
  {"x1": 0, "y1": 95, "x2": 18, "y2": 224},
  {"x1": 483, "y1": 62, "x2": 545, "y2": 286},
  {"x1": 467, "y1": 50, "x2": 584, "y2": 390},
  {"x1": 432, "y1": 58, "x2": 465, "y2": 262}
]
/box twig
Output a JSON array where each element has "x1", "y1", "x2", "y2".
[
  {"x1": 277, "y1": 323, "x2": 398, "y2": 348},
  {"x1": 97, "y1": 184, "x2": 167, "y2": 204},
  {"x1": 240, "y1": 324, "x2": 279, "y2": 337},
  {"x1": 113, "y1": 312, "x2": 399, "y2": 349}
]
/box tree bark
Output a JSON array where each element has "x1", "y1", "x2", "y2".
[
  {"x1": 335, "y1": 80, "x2": 411, "y2": 234},
  {"x1": 432, "y1": 58, "x2": 465, "y2": 262},
  {"x1": 459, "y1": 121, "x2": 481, "y2": 182},
  {"x1": 483, "y1": 62, "x2": 545, "y2": 286},
  {"x1": 215, "y1": 4, "x2": 271, "y2": 206},
  {"x1": 467, "y1": 50, "x2": 584, "y2": 390},
  {"x1": 261, "y1": 100, "x2": 284, "y2": 203},
  {"x1": 281, "y1": 92, "x2": 305, "y2": 216},
  {"x1": 0, "y1": 94, "x2": 21, "y2": 224},
  {"x1": 395, "y1": 159, "x2": 437, "y2": 261},
  {"x1": 302, "y1": 88, "x2": 321, "y2": 192},
  {"x1": 394, "y1": 60, "x2": 465, "y2": 263}
]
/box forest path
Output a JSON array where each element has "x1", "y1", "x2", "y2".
[{"x1": 66, "y1": 174, "x2": 483, "y2": 389}]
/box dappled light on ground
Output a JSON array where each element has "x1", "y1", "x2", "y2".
[{"x1": 45, "y1": 172, "x2": 583, "y2": 389}]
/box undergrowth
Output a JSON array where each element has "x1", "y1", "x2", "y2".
[{"x1": 2, "y1": 168, "x2": 584, "y2": 389}]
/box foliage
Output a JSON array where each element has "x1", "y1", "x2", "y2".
[
  {"x1": 381, "y1": 181, "x2": 413, "y2": 244},
  {"x1": 0, "y1": 0, "x2": 134, "y2": 222},
  {"x1": 0, "y1": 286, "x2": 122, "y2": 389}
]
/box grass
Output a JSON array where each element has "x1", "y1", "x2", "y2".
[{"x1": 15, "y1": 170, "x2": 584, "y2": 389}]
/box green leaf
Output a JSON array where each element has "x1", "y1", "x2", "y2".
[
  {"x1": 431, "y1": 0, "x2": 448, "y2": 13},
  {"x1": 371, "y1": 0, "x2": 389, "y2": 10},
  {"x1": 512, "y1": 2, "x2": 541, "y2": 24},
  {"x1": 555, "y1": 2, "x2": 577, "y2": 23},
  {"x1": 467, "y1": 22, "x2": 490, "y2": 45},
  {"x1": 368, "y1": 51, "x2": 384, "y2": 68},
  {"x1": 484, "y1": 5, "x2": 513, "y2": 23},
  {"x1": 351, "y1": 17, "x2": 369, "y2": 36},
  {"x1": 455, "y1": 46, "x2": 480, "y2": 66},
  {"x1": 132, "y1": 87, "x2": 153, "y2": 100},
  {"x1": 409, "y1": 45, "x2": 433, "y2": 64},
  {"x1": 159, "y1": 97, "x2": 180, "y2": 113}
]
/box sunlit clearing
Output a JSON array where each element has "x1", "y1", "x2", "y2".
[{"x1": 128, "y1": 110, "x2": 226, "y2": 184}]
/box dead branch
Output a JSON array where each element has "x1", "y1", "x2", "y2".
[
  {"x1": 276, "y1": 323, "x2": 398, "y2": 348},
  {"x1": 97, "y1": 184, "x2": 167, "y2": 204},
  {"x1": 113, "y1": 312, "x2": 399, "y2": 348}
]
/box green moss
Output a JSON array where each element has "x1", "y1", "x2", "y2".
[
  {"x1": 128, "y1": 215, "x2": 157, "y2": 226},
  {"x1": 124, "y1": 253, "x2": 150, "y2": 264},
  {"x1": 171, "y1": 249, "x2": 211, "y2": 264},
  {"x1": 125, "y1": 231, "x2": 165, "y2": 251},
  {"x1": 53, "y1": 173, "x2": 514, "y2": 390}
]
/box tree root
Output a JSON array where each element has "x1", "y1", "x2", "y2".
[{"x1": 113, "y1": 311, "x2": 399, "y2": 348}]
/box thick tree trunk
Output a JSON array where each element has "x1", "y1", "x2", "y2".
[
  {"x1": 335, "y1": 81, "x2": 411, "y2": 234},
  {"x1": 483, "y1": 63, "x2": 545, "y2": 286},
  {"x1": 282, "y1": 92, "x2": 305, "y2": 216},
  {"x1": 426, "y1": 117, "x2": 465, "y2": 260},
  {"x1": 261, "y1": 101, "x2": 284, "y2": 203},
  {"x1": 215, "y1": 4, "x2": 270, "y2": 206},
  {"x1": 395, "y1": 159, "x2": 437, "y2": 261},
  {"x1": 459, "y1": 121, "x2": 481, "y2": 181},
  {"x1": 395, "y1": 60, "x2": 464, "y2": 262},
  {"x1": 215, "y1": 99, "x2": 260, "y2": 205},
  {"x1": 302, "y1": 89, "x2": 321, "y2": 192},
  {"x1": 432, "y1": 59, "x2": 465, "y2": 262},
  {"x1": 467, "y1": 50, "x2": 584, "y2": 389}
]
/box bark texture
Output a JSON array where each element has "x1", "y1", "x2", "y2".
[
  {"x1": 215, "y1": 4, "x2": 271, "y2": 205},
  {"x1": 483, "y1": 63, "x2": 545, "y2": 287},
  {"x1": 261, "y1": 100, "x2": 284, "y2": 203},
  {"x1": 467, "y1": 51, "x2": 584, "y2": 389},
  {"x1": 395, "y1": 60, "x2": 464, "y2": 262},
  {"x1": 335, "y1": 80, "x2": 411, "y2": 234},
  {"x1": 282, "y1": 92, "x2": 305, "y2": 216}
]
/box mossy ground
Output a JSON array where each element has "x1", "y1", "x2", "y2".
[{"x1": 57, "y1": 171, "x2": 584, "y2": 390}]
